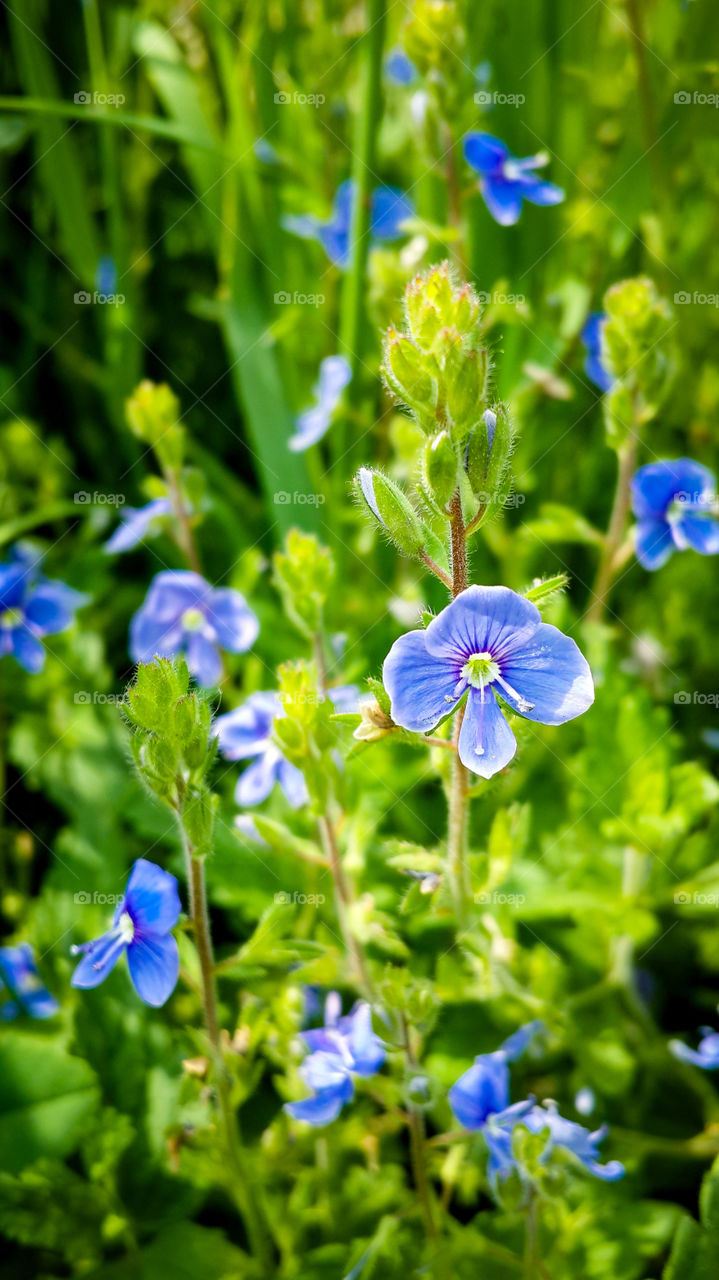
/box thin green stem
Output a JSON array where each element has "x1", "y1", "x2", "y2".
[
  {"x1": 165, "y1": 464, "x2": 202, "y2": 575},
  {"x1": 179, "y1": 825, "x2": 273, "y2": 1268},
  {"x1": 317, "y1": 812, "x2": 372, "y2": 997},
  {"x1": 586, "y1": 435, "x2": 638, "y2": 624}
]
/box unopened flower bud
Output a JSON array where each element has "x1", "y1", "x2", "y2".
[
  {"x1": 354, "y1": 696, "x2": 395, "y2": 742},
  {"x1": 425, "y1": 431, "x2": 457, "y2": 507},
  {"x1": 383, "y1": 328, "x2": 437, "y2": 415},
  {"x1": 356, "y1": 468, "x2": 425, "y2": 555}
]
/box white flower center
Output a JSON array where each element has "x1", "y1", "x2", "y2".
[
  {"x1": 181, "y1": 607, "x2": 206, "y2": 632},
  {"x1": 462, "y1": 652, "x2": 500, "y2": 688},
  {"x1": 0, "y1": 608, "x2": 22, "y2": 630},
  {"x1": 118, "y1": 911, "x2": 135, "y2": 944}
]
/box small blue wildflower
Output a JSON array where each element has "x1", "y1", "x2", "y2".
[
  {"x1": 0, "y1": 546, "x2": 87, "y2": 674},
  {"x1": 95, "y1": 255, "x2": 118, "y2": 296},
  {"x1": 288, "y1": 355, "x2": 352, "y2": 452},
  {"x1": 284, "y1": 179, "x2": 414, "y2": 268},
  {"x1": 215, "y1": 692, "x2": 309, "y2": 808},
  {"x1": 130, "y1": 570, "x2": 259, "y2": 687},
  {"x1": 384, "y1": 49, "x2": 417, "y2": 86},
  {"x1": 463, "y1": 132, "x2": 564, "y2": 226},
  {"x1": 670, "y1": 1026, "x2": 719, "y2": 1070},
  {"x1": 104, "y1": 498, "x2": 172, "y2": 554},
  {"x1": 522, "y1": 1101, "x2": 625, "y2": 1182},
  {"x1": 383, "y1": 585, "x2": 594, "y2": 780},
  {"x1": 448, "y1": 1021, "x2": 542, "y2": 1130},
  {"x1": 71, "y1": 858, "x2": 180, "y2": 1007},
  {"x1": 580, "y1": 312, "x2": 613, "y2": 392},
  {"x1": 631, "y1": 459, "x2": 719, "y2": 571},
  {"x1": 0, "y1": 944, "x2": 59, "y2": 1020},
  {"x1": 285, "y1": 994, "x2": 386, "y2": 1125}
]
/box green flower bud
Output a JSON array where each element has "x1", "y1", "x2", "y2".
[
  {"x1": 483, "y1": 405, "x2": 513, "y2": 500},
  {"x1": 356, "y1": 467, "x2": 425, "y2": 555},
  {"x1": 383, "y1": 329, "x2": 437, "y2": 416},
  {"x1": 425, "y1": 431, "x2": 457, "y2": 507},
  {"x1": 446, "y1": 349, "x2": 483, "y2": 436},
  {"x1": 182, "y1": 785, "x2": 218, "y2": 858},
  {"x1": 125, "y1": 380, "x2": 184, "y2": 469}
]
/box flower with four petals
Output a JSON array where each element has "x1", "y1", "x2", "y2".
[
  {"x1": 463, "y1": 132, "x2": 564, "y2": 226},
  {"x1": 631, "y1": 459, "x2": 719, "y2": 571},
  {"x1": 130, "y1": 570, "x2": 259, "y2": 687}
]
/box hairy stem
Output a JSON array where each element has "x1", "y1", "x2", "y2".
[
  {"x1": 166, "y1": 465, "x2": 202, "y2": 575},
  {"x1": 447, "y1": 491, "x2": 471, "y2": 921},
  {"x1": 586, "y1": 436, "x2": 637, "y2": 624},
  {"x1": 317, "y1": 812, "x2": 372, "y2": 996},
  {"x1": 180, "y1": 829, "x2": 273, "y2": 1267},
  {"x1": 420, "y1": 549, "x2": 453, "y2": 590}
]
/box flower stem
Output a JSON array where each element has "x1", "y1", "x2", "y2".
[
  {"x1": 586, "y1": 436, "x2": 637, "y2": 624},
  {"x1": 447, "y1": 491, "x2": 471, "y2": 922},
  {"x1": 180, "y1": 828, "x2": 273, "y2": 1268},
  {"x1": 317, "y1": 812, "x2": 372, "y2": 997}
]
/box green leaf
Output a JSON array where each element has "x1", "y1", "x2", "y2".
[{"x1": 0, "y1": 1035, "x2": 100, "y2": 1174}]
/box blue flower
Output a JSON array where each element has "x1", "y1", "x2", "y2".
[
  {"x1": 104, "y1": 498, "x2": 172, "y2": 554},
  {"x1": 95, "y1": 254, "x2": 118, "y2": 295},
  {"x1": 580, "y1": 312, "x2": 613, "y2": 393},
  {"x1": 670, "y1": 1027, "x2": 719, "y2": 1070},
  {"x1": 448, "y1": 1021, "x2": 542, "y2": 1130},
  {"x1": 289, "y1": 356, "x2": 352, "y2": 452},
  {"x1": 71, "y1": 858, "x2": 180, "y2": 1007},
  {"x1": 0, "y1": 944, "x2": 59, "y2": 1020},
  {"x1": 214, "y1": 692, "x2": 309, "y2": 808},
  {"x1": 383, "y1": 585, "x2": 594, "y2": 780},
  {"x1": 0, "y1": 546, "x2": 87, "y2": 673},
  {"x1": 285, "y1": 995, "x2": 386, "y2": 1125},
  {"x1": 385, "y1": 49, "x2": 417, "y2": 86},
  {"x1": 462, "y1": 132, "x2": 564, "y2": 226},
  {"x1": 522, "y1": 1102, "x2": 625, "y2": 1182},
  {"x1": 631, "y1": 459, "x2": 719, "y2": 571},
  {"x1": 130, "y1": 570, "x2": 259, "y2": 687},
  {"x1": 284, "y1": 179, "x2": 414, "y2": 268}
]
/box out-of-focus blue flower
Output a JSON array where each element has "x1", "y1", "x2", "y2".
[
  {"x1": 522, "y1": 1101, "x2": 625, "y2": 1182},
  {"x1": 253, "y1": 138, "x2": 278, "y2": 164},
  {"x1": 95, "y1": 254, "x2": 117, "y2": 295},
  {"x1": 670, "y1": 1026, "x2": 719, "y2": 1070},
  {"x1": 385, "y1": 48, "x2": 417, "y2": 85},
  {"x1": 463, "y1": 132, "x2": 564, "y2": 226},
  {"x1": 104, "y1": 498, "x2": 172, "y2": 554},
  {"x1": 383, "y1": 585, "x2": 594, "y2": 779},
  {"x1": 0, "y1": 546, "x2": 87, "y2": 673},
  {"x1": 71, "y1": 858, "x2": 180, "y2": 1007},
  {"x1": 580, "y1": 312, "x2": 613, "y2": 392},
  {"x1": 284, "y1": 179, "x2": 414, "y2": 267},
  {"x1": 285, "y1": 994, "x2": 386, "y2": 1125},
  {"x1": 631, "y1": 459, "x2": 719, "y2": 571},
  {"x1": 130, "y1": 570, "x2": 259, "y2": 687},
  {"x1": 289, "y1": 356, "x2": 352, "y2": 452},
  {"x1": 448, "y1": 1021, "x2": 542, "y2": 1130},
  {"x1": 0, "y1": 944, "x2": 59, "y2": 1019},
  {"x1": 214, "y1": 692, "x2": 308, "y2": 808}
]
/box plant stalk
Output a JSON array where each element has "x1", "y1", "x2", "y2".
[
  {"x1": 447, "y1": 491, "x2": 471, "y2": 921},
  {"x1": 586, "y1": 436, "x2": 637, "y2": 624}
]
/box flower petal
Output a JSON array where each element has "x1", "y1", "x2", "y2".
[
  {"x1": 634, "y1": 518, "x2": 674, "y2": 571},
  {"x1": 520, "y1": 177, "x2": 565, "y2": 207},
  {"x1": 24, "y1": 581, "x2": 85, "y2": 635},
  {"x1": 481, "y1": 176, "x2": 524, "y2": 225},
  {"x1": 462, "y1": 132, "x2": 508, "y2": 175},
  {"x1": 424, "y1": 586, "x2": 541, "y2": 667},
  {"x1": 285, "y1": 1077, "x2": 353, "y2": 1125},
  {"x1": 126, "y1": 932, "x2": 179, "y2": 1007},
  {"x1": 383, "y1": 628, "x2": 459, "y2": 733},
  {"x1": 235, "y1": 750, "x2": 280, "y2": 806},
  {"x1": 498, "y1": 623, "x2": 594, "y2": 726},
  {"x1": 448, "y1": 1052, "x2": 511, "y2": 1130},
  {"x1": 631, "y1": 459, "x2": 715, "y2": 520},
  {"x1": 104, "y1": 499, "x2": 172, "y2": 554},
  {"x1": 185, "y1": 632, "x2": 222, "y2": 687},
  {"x1": 71, "y1": 930, "x2": 126, "y2": 989},
  {"x1": 276, "y1": 756, "x2": 309, "y2": 808},
  {"x1": 207, "y1": 589, "x2": 259, "y2": 653},
  {"x1": 672, "y1": 514, "x2": 719, "y2": 556},
  {"x1": 124, "y1": 858, "x2": 181, "y2": 935},
  {"x1": 457, "y1": 687, "x2": 517, "y2": 779},
  {"x1": 9, "y1": 625, "x2": 46, "y2": 673},
  {"x1": 370, "y1": 186, "x2": 413, "y2": 240},
  {"x1": 215, "y1": 693, "x2": 279, "y2": 760}
]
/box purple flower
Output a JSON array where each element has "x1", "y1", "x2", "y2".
[
  {"x1": 448, "y1": 1021, "x2": 542, "y2": 1130},
  {"x1": 214, "y1": 692, "x2": 308, "y2": 808},
  {"x1": 71, "y1": 858, "x2": 180, "y2": 1007},
  {"x1": 104, "y1": 498, "x2": 172, "y2": 554},
  {"x1": 631, "y1": 459, "x2": 719, "y2": 571},
  {"x1": 580, "y1": 312, "x2": 613, "y2": 393},
  {"x1": 130, "y1": 570, "x2": 259, "y2": 687},
  {"x1": 284, "y1": 179, "x2": 414, "y2": 268},
  {"x1": 383, "y1": 585, "x2": 594, "y2": 780},
  {"x1": 0, "y1": 944, "x2": 59, "y2": 1020},
  {"x1": 670, "y1": 1027, "x2": 719, "y2": 1070},
  {"x1": 0, "y1": 546, "x2": 87, "y2": 674},
  {"x1": 522, "y1": 1102, "x2": 625, "y2": 1182},
  {"x1": 385, "y1": 49, "x2": 417, "y2": 86},
  {"x1": 289, "y1": 356, "x2": 352, "y2": 452},
  {"x1": 463, "y1": 132, "x2": 564, "y2": 226},
  {"x1": 285, "y1": 994, "x2": 386, "y2": 1125}
]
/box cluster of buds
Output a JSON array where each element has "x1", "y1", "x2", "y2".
[
  {"x1": 355, "y1": 263, "x2": 515, "y2": 558},
  {"x1": 601, "y1": 277, "x2": 675, "y2": 447}
]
